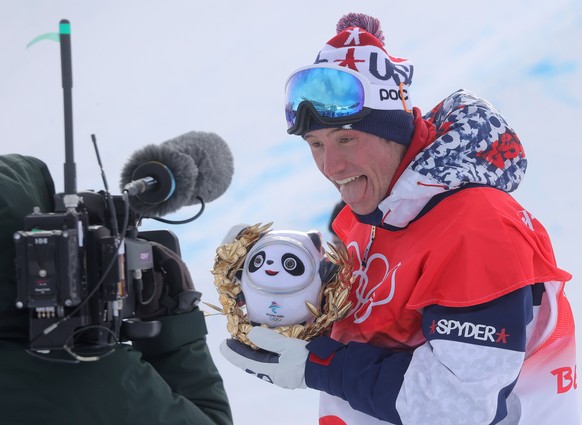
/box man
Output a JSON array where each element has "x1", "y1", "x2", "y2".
[
  {"x1": 221, "y1": 13, "x2": 579, "y2": 425},
  {"x1": 0, "y1": 154, "x2": 232, "y2": 425}
]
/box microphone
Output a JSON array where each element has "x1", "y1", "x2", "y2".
[{"x1": 120, "y1": 131, "x2": 234, "y2": 217}]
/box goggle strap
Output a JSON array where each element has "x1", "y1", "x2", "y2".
[
  {"x1": 288, "y1": 102, "x2": 372, "y2": 135},
  {"x1": 399, "y1": 83, "x2": 412, "y2": 113}
]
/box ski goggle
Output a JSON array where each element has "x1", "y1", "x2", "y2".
[{"x1": 284, "y1": 64, "x2": 410, "y2": 135}]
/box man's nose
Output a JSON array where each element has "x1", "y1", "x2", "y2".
[{"x1": 322, "y1": 145, "x2": 345, "y2": 177}]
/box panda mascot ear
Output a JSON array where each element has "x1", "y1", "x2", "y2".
[
  {"x1": 306, "y1": 230, "x2": 323, "y2": 254},
  {"x1": 304, "y1": 230, "x2": 338, "y2": 286}
]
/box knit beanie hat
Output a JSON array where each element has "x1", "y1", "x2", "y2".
[{"x1": 293, "y1": 13, "x2": 415, "y2": 145}]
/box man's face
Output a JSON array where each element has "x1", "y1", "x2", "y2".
[{"x1": 304, "y1": 128, "x2": 407, "y2": 215}]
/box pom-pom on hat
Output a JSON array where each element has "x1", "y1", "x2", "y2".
[{"x1": 292, "y1": 13, "x2": 415, "y2": 145}]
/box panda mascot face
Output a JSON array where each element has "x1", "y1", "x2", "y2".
[{"x1": 241, "y1": 230, "x2": 323, "y2": 327}]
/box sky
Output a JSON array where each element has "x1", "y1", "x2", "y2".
[{"x1": 1, "y1": 0, "x2": 581, "y2": 423}]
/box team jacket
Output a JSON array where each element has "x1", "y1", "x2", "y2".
[{"x1": 304, "y1": 90, "x2": 579, "y2": 424}]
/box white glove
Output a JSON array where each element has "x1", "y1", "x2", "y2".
[
  {"x1": 219, "y1": 327, "x2": 309, "y2": 389},
  {"x1": 220, "y1": 223, "x2": 251, "y2": 244}
]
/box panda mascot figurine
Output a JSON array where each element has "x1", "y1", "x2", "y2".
[{"x1": 240, "y1": 229, "x2": 324, "y2": 327}]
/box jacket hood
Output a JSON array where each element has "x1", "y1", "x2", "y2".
[
  {"x1": 358, "y1": 89, "x2": 527, "y2": 228},
  {"x1": 0, "y1": 154, "x2": 55, "y2": 340}
]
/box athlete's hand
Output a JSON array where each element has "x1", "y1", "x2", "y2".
[{"x1": 220, "y1": 327, "x2": 309, "y2": 389}]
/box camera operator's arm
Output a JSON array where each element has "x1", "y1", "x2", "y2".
[
  {"x1": 133, "y1": 310, "x2": 232, "y2": 425},
  {"x1": 133, "y1": 243, "x2": 232, "y2": 425}
]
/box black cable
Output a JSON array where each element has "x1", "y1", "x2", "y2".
[{"x1": 147, "y1": 197, "x2": 205, "y2": 224}]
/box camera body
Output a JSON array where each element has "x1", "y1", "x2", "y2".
[{"x1": 13, "y1": 190, "x2": 173, "y2": 354}]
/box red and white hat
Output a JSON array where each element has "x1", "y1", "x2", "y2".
[{"x1": 304, "y1": 13, "x2": 415, "y2": 145}]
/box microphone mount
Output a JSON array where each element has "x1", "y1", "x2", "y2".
[{"x1": 124, "y1": 161, "x2": 175, "y2": 205}]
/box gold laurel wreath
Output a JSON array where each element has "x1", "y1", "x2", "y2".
[{"x1": 209, "y1": 223, "x2": 354, "y2": 347}]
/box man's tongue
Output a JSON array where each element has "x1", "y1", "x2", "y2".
[{"x1": 339, "y1": 176, "x2": 366, "y2": 205}]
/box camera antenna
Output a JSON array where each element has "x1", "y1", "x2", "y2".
[
  {"x1": 27, "y1": 19, "x2": 78, "y2": 209},
  {"x1": 90, "y1": 134, "x2": 129, "y2": 238},
  {"x1": 59, "y1": 19, "x2": 77, "y2": 203}
]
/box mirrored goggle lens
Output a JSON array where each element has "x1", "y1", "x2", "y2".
[{"x1": 285, "y1": 68, "x2": 366, "y2": 128}]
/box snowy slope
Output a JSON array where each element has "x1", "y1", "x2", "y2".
[{"x1": 1, "y1": 1, "x2": 580, "y2": 423}]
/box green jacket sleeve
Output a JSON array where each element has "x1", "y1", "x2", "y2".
[{"x1": 132, "y1": 308, "x2": 233, "y2": 425}]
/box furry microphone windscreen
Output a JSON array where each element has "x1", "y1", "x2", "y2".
[{"x1": 119, "y1": 131, "x2": 234, "y2": 217}]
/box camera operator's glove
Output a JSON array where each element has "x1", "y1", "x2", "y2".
[
  {"x1": 220, "y1": 327, "x2": 309, "y2": 389},
  {"x1": 136, "y1": 242, "x2": 201, "y2": 319}
]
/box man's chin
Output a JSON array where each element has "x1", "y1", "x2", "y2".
[{"x1": 343, "y1": 200, "x2": 375, "y2": 216}]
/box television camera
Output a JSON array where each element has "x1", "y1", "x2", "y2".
[{"x1": 12, "y1": 20, "x2": 233, "y2": 362}]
